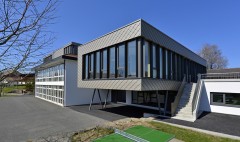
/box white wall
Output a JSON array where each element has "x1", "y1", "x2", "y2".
[
  {"x1": 199, "y1": 79, "x2": 240, "y2": 116},
  {"x1": 64, "y1": 60, "x2": 110, "y2": 106}
]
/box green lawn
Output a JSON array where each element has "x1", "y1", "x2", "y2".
[
  {"x1": 149, "y1": 121, "x2": 240, "y2": 142},
  {"x1": 94, "y1": 133, "x2": 132, "y2": 142},
  {"x1": 94, "y1": 125, "x2": 174, "y2": 142},
  {"x1": 125, "y1": 125, "x2": 174, "y2": 142},
  {"x1": 2, "y1": 85, "x2": 26, "y2": 93},
  {"x1": 92, "y1": 122, "x2": 240, "y2": 142}
]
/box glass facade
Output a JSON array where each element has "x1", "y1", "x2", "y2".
[
  {"x1": 127, "y1": 40, "x2": 137, "y2": 77},
  {"x1": 36, "y1": 64, "x2": 64, "y2": 82},
  {"x1": 132, "y1": 91, "x2": 177, "y2": 115},
  {"x1": 83, "y1": 37, "x2": 206, "y2": 82},
  {"x1": 101, "y1": 49, "x2": 107, "y2": 78},
  {"x1": 84, "y1": 55, "x2": 88, "y2": 79},
  {"x1": 89, "y1": 53, "x2": 94, "y2": 79},
  {"x1": 165, "y1": 50, "x2": 168, "y2": 79},
  {"x1": 95, "y1": 51, "x2": 100, "y2": 78},
  {"x1": 159, "y1": 47, "x2": 163, "y2": 79},
  {"x1": 117, "y1": 44, "x2": 125, "y2": 78},
  {"x1": 109, "y1": 47, "x2": 115, "y2": 78},
  {"x1": 143, "y1": 40, "x2": 151, "y2": 77},
  {"x1": 36, "y1": 85, "x2": 64, "y2": 105},
  {"x1": 36, "y1": 64, "x2": 65, "y2": 105},
  {"x1": 152, "y1": 44, "x2": 157, "y2": 78}
]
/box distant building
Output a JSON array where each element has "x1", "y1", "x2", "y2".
[{"x1": 0, "y1": 70, "x2": 34, "y2": 86}]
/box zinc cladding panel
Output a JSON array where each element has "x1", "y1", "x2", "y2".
[
  {"x1": 52, "y1": 48, "x2": 64, "y2": 59},
  {"x1": 78, "y1": 20, "x2": 141, "y2": 90},
  {"x1": 141, "y1": 79, "x2": 181, "y2": 91},
  {"x1": 141, "y1": 20, "x2": 206, "y2": 66},
  {"x1": 79, "y1": 79, "x2": 180, "y2": 91}
]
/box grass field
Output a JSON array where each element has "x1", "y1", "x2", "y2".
[
  {"x1": 2, "y1": 85, "x2": 26, "y2": 93},
  {"x1": 72, "y1": 119, "x2": 240, "y2": 142},
  {"x1": 94, "y1": 125, "x2": 174, "y2": 142},
  {"x1": 94, "y1": 133, "x2": 132, "y2": 142},
  {"x1": 149, "y1": 121, "x2": 240, "y2": 142}
]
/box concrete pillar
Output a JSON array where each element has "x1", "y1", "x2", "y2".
[{"x1": 126, "y1": 91, "x2": 132, "y2": 105}]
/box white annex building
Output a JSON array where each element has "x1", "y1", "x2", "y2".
[
  {"x1": 198, "y1": 69, "x2": 240, "y2": 116},
  {"x1": 34, "y1": 42, "x2": 106, "y2": 106}
]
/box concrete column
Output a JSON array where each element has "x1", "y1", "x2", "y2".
[{"x1": 126, "y1": 91, "x2": 132, "y2": 105}]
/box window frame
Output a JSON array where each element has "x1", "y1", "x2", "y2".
[
  {"x1": 127, "y1": 39, "x2": 137, "y2": 78},
  {"x1": 210, "y1": 92, "x2": 240, "y2": 108}
]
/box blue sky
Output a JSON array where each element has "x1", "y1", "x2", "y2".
[{"x1": 49, "y1": 0, "x2": 240, "y2": 68}]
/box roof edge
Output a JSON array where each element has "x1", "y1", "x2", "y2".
[
  {"x1": 140, "y1": 19, "x2": 207, "y2": 65},
  {"x1": 78, "y1": 19, "x2": 142, "y2": 48}
]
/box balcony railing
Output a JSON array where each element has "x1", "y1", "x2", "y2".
[{"x1": 201, "y1": 72, "x2": 240, "y2": 79}]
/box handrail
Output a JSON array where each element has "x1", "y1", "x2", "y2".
[
  {"x1": 201, "y1": 72, "x2": 240, "y2": 79},
  {"x1": 171, "y1": 75, "x2": 186, "y2": 116},
  {"x1": 192, "y1": 74, "x2": 201, "y2": 113}
]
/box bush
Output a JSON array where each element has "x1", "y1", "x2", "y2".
[{"x1": 26, "y1": 83, "x2": 34, "y2": 92}]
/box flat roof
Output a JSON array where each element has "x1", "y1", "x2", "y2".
[{"x1": 207, "y1": 68, "x2": 240, "y2": 73}]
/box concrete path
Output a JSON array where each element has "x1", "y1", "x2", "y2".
[
  {"x1": 0, "y1": 95, "x2": 108, "y2": 142},
  {"x1": 156, "y1": 112, "x2": 240, "y2": 137}
]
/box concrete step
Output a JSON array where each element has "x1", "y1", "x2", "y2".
[
  {"x1": 172, "y1": 115, "x2": 195, "y2": 122},
  {"x1": 177, "y1": 106, "x2": 192, "y2": 111}
]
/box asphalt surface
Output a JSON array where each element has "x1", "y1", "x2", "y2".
[
  {"x1": 69, "y1": 103, "x2": 159, "y2": 121},
  {"x1": 0, "y1": 95, "x2": 107, "y2": 142},
  {"x1": 156, "y1": 112, "x2": 240, "y2": 137}
]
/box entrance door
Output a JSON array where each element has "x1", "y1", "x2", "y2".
[{"x1": 111, "y1": 90, "x2": 126, "y2": 103}]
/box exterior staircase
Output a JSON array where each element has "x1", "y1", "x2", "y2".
[{"x1": 172, "y1": 83, "x2": 196, "y2": 122}]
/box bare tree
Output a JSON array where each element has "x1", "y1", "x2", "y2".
[
  {"x1": 198, "y1": 44, "x2": 228, "y2": 69},
  {"x1": 0, "y1": 0, "x2": 57, "y2": 85}
]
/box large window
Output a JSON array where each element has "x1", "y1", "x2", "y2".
[
  {"x1": 82, "y1": 37, "x2": 206, "y2": 81},
  {"x1": 109, "y1": 47, "x2": 115, "y2": 78},
  {"x1": 36, "y1": 64, "x2": 64, "y2": 82},
  {"x1": 84, "y1": 55, "x2": 88, "y2": 79},
  {"x1": 89, "y1": 53, "x2": 94, "y2": 79},
  {"x1": 101, "y1": 49, "x2": 108, "y2": 78},
  {"x1": 159, "y1": 47, "x2": 163, "y2": 79},
  {"x1": 36, "y1": 85, "x2": 64, "y2": 105},
  {"x1": 174, "y1": 54, "x2": 178, "y2": 80},
  {"x1": 95, "y1": 51, "x2": 100, "y2": 78},
  {"x1": 165, "y1": 50, "x2": 168, "y2": 79},
  {"x1": 127, "y1": 40, "x2": 137, "y2": 77},
  {"x1": 152, "y1": 44, "x2": 157, "y2": 78},
  {"x1": 132, "y1": 91, "x2": 158, "y2": 107},
  {"x1": 117, "y1": 44, "x2": 125, "y2": 77},
  {"x1": 211, "y1": 92, "x2": 240, "y2": 107},
  {"x1": 143, "y1": 40, "x2": 151, "y2": 77}
]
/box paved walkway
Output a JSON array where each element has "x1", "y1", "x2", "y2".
[
  {"x1": 0, "y1": 95, "x2": 107, "y2": 142},
  {"x1": 156, "y1": 112, "x2": 240, "y2": 137}
]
